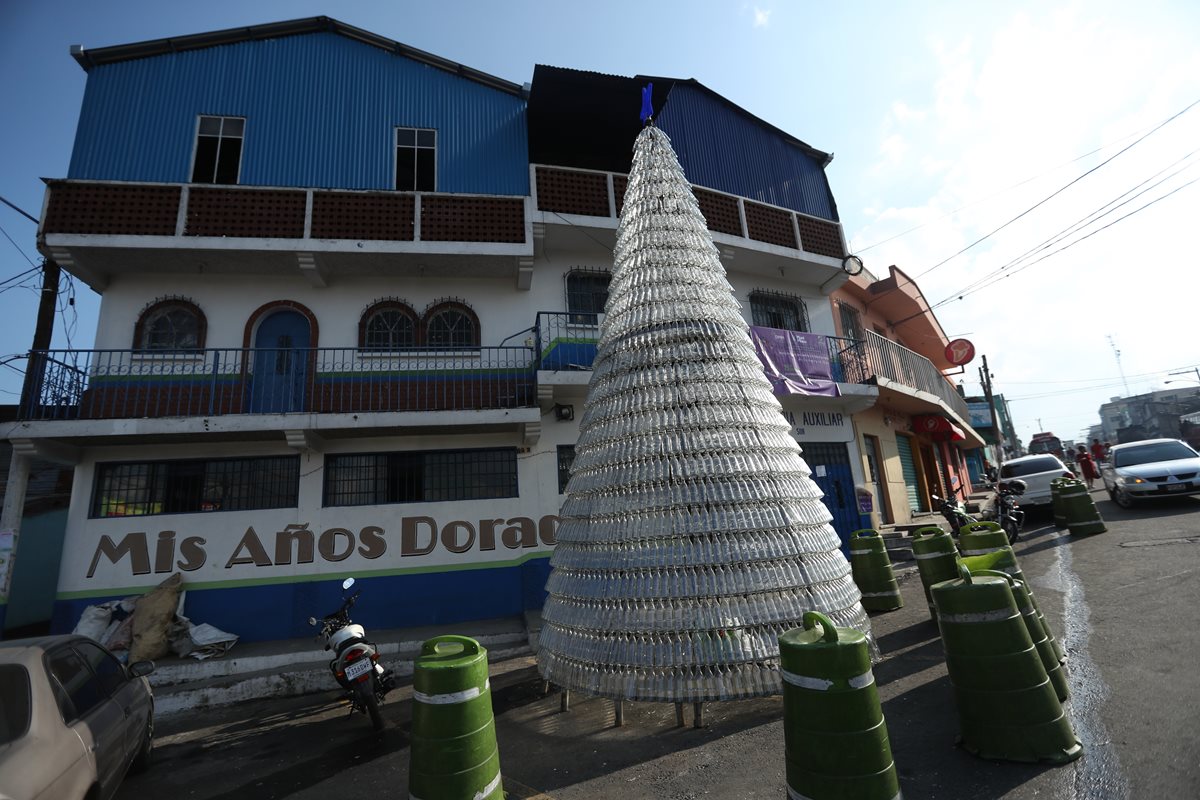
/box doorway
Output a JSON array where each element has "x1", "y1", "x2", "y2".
[
  {"x1": 802, "y1": 441, "x2": 861, "y2": 551},
  {"x1": 862, "y1": 434, "x2": 892, "y2": 525},
  {"x1": 249, "y1": 309, "x2": 310, "y2": 413}
]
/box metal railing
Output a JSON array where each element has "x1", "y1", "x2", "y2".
[
  {"x1": 534, "y1": 311, "x2": 601, "y2": 371},
  {"x1": 827, "y1": 331, "x2": 968, "y2": 420},
  {"x1": 20, "y1": 346, "x2": 537, "y2": 421}
]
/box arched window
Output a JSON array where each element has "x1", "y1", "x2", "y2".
[
  {"x1": 134, "y1": 299, "x2": 206, "y2": 350},
  {"x1": 750, "y1": 290, "x2": 809, "y2": 332},
  {"x1": 359, "y1": 301, "x2": 417, "y2": 350},
  {"x1": 423, "y1": 301, "x2": 479, "y2": 348}
]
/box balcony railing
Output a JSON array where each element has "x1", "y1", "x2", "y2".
[
  {"x1": 828, "y1": 331, "x2": 969, "y2": 420},
  {"x1": 41, "y1": 180, "x2": 528, "y2": 245},
  {"x1": 532, "y1": 165, "x2": 847, "y2": 260},
  {"x1": 20, "y1": 347, "x2": 536, "y2": 421},
  {"x1": 535, "y1": 311, "x2": 601, "y2": 371}
]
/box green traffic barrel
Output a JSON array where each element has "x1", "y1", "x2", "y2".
[
  {"x1": 958, "y1": 521, "x2": 1008, "y2": 556},
  {"x1": 1051, "y1": 478, "x2": 1071, "y2": 529},
  {"x1": 779, "y1": 612, "x2": 901, "y2": 800},
  {"x1": 931, "y1": 566, "x2": 1082, "y2": 764},
  {"x1": 958, "y1": 546, "x2": 1064, "y2": 665},
  {"x1": 911, "y1": 526, "x2": 960, "y2": 623},
  {"x1": 409, "y1": 635, "x2": 503, "y2": 800},
  {"x1": 848, "y1": 529, "x2": 904, "y2": 612},
  {"x1": 970, "y1": 569, "x2": 1069, "y2": 702},
  {"x1": 1061, "y1": 482, "x2": 1107, "y2": 536}
]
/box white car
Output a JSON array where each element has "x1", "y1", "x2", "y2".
[
  {"x1": 998, "y1": 454, "x2": 1075, "y2": 510},
  {"x1": 1102, "y1": 438, "x2": 1200, "y2": 509},
  {"x1": 0, "y1": 635, "x2": 155, "y2": 800}
]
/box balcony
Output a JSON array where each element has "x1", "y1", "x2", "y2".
[
  {"x1": 532, "y1": 165, "x2": 849, "y2": 285},
  {"x1": 828, "y1": 331, "x2": 970, "y2": 421},
  {"x1": 39, "y1": 180, "x2": 533, "y2": 289},
  {"x1": 19, "y1": 346, "x2": 537, "y2": 423}
]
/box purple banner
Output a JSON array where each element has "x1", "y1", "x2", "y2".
[{"x1": 750, "y1": 326, "x2": 840, "y2": 397}]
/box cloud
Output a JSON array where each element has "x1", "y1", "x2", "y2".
[{"x1": 753, "y1": 7, "x2": 771, "y2": 27}]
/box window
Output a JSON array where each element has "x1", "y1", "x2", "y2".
[
  {"x1": 324, "y1": 448, "x2": 518, "y2": 507},
  {"x1": 360, "y1": 302, "x2": 417, "y2": 350},
  {"x1": 750, "y1": 291, "x2": 809, "y2": 332},
  {"x1": 91, "y1": 456, "x2": 300, "y2": 518},
  {"x1": 73, "y1": 641, "x2": 126, "y2": 698},
  {"x1": 191, "y1": 116, "x2": 244, "y2": 184},
  {"x1": 0, "y1": 665, "x2": 31, "y2": 746},
  {"x1": 566, "y1": 270, "x2": 611, "y2": 323},
  {"x1": 395, "y1": 127, "x2": 436, "y2": 192},
  {"x1": 1000, "y1": 456, "x2": 1066, "y2": 479},
  {"x1": 46, "y1": 648, "x2": 102, "y2": 722},
  {"x1": 425, "y1": 304, "x2": 479, "y2": 348},
  {"x1": 557, "y1": 445, "x2": 575, "y2": 494},
  {"x1": 134, "y1": 300, "x2": 205, "y2": 350},
  {"x1": 838, "y1": 301, "x2": 864, "y2": 341}
]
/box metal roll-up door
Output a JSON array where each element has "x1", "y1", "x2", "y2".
[{"x1": 896, "y1": 434, "x2": 922, "y2": 512}]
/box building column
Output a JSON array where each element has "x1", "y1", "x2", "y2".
[{"x1": 0, "y1": 449, "x2": 32, "y2": 635}]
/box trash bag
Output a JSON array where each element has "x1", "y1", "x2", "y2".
[{"x1": 130, "y1": 573, "x2": 183, "y2": 662}]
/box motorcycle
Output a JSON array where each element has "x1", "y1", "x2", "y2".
[
  {"x1": 930, "y1": 486, "x2": 975, "y2": 538},
  {"x1": 984, "y1": 479, "x2": 1027, "y2": 544},
  {"x1": 309, "y1": 577, "x2": 395, "y2": 731}
]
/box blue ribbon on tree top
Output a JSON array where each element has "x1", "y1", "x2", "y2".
[{"x1": 640, "y1": 82, "x2": 654, "y2": 124}]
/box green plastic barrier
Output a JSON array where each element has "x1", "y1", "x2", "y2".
[
  {"x1": 931, "y1": 566, "x2": 1082, "y2": 764},
  {"x1": 910, "y1": 526, "x2": 960, "y2": 623},
  {"x1": 779, "y1": 612, "x2": 901, "y2": 800},
  {"x1": 410, "y1": 635, "x2": 504, "y2": 800},
  {"x1": 1061, "y1": 482, "x2": 1107, "y2": 536},
  {"x1": 970, "y1": 569, "x2": 1069, "y2": 702},
  {"x1": 848, "y1": 529, "x2": 903, "y2": 612}
]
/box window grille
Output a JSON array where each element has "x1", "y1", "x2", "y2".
[
  {"x1": 838, "y1": 301, "x2": 865, "y2": 341},
  {"x1": 557, "y1": 445, "x2": 575, "y2": 494},
  {"x1": 566, "y1": 270, "x2": 611, "y2": 323},
  {"x1": 91, "y1": 456, "x2": 299, "y2": 518},
  {"x1": 324, "y1": 448, "x2": 518, "y2": 507},
  {"x1": 364, "y1": 308, "x2": 416, "y2": 349},
  {"x1": 750, "y1": 290, "x2": 809, "y2": 332},
  {"x1": 426, "y1": 309, "x2": 476, "y2": 347},
  {"x1": 191, "y1": 116, "x2": 244, "y2": 185}
]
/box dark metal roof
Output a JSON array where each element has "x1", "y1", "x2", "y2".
[{"x1": 70, "y1": 16, "x2": 525, "y2": 97}]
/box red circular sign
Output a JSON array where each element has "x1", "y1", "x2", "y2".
[{"x1": 945, "y1": 338, "x2": 976, "y2": 366}]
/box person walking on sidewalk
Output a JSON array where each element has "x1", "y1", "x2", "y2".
[
  {"x1": 1075, "y1": 444, "x2": 1100, "y2": 489},
  {"x1": 1090, "y1": 438, "x2": 1107, "y2": 464}
]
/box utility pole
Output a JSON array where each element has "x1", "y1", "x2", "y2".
[
  {"x1": 19, "y1": 258, "x2": 60, "y2": 412},
  {"x1": 979, "y1": 355, "x2": 1003, "y2": 462},
  {"x1": 1107, "y1": 335, "x2": 1130, "y2": 397}
]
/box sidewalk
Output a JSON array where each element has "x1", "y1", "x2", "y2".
[{"x1": 149, "y1": 614, "x2": 537, "y2": 715}]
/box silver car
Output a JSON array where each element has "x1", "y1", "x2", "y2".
[
  {"x1": 1102, "y1": 438, "x2": 1200, "y2": 509},
  {"x1": 0, "y1": 635, "x2": 155, "y2": 800}
]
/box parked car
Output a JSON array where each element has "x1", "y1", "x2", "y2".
[
  {"x1": 998, "y1": 454, "x2": 1075, "y2": 510},
  {"x1": 1101, "y1": 438, "x2": 1200, "y2": 509},
  {"x1": 0, "y1": 635, "x2": 155, "y2": 800}
]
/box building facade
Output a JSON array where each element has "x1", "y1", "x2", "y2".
[{"x1": 4, "y1": 18, "x2": 981, "y2": 641}]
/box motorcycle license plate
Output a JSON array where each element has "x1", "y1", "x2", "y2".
[
  {"x1": 1166, "y1": 483, "x2": 1188, "y2": 492},
  {"x1": 345, "y1": 658, "x2": 373, "y2": 680}
]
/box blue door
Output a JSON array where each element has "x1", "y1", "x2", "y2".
[
  {"x1": 803, "y1": 441, "x2": 862, "y2": 552},
  {"x1": 249, "y1": 310, "x2": 309, "y2": 413}
]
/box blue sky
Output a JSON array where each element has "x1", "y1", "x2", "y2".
[{"x1": 1, "y1": 0, "x2": 1198, "y2": 444}]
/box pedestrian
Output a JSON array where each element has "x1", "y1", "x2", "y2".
[
  {"x1": 1090, "y1": 438, "x2": 1106, "y2": 464},
  {"x1": 1074, "y1": 444, "x2": 1099, "y2": 489}
]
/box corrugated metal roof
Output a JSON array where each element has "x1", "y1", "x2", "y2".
[
  {"x1": 71, "y1": 16, "x2": 525, "y2": 96},
  {"x1": 67, "y1": 32, "x2": 528, "y2": 195}
]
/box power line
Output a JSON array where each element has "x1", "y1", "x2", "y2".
[
  {"x1": 0, "y1": 194, "x2": 39, "y2": 225},
  {"x1": 864, "y1": 97, "x2": 1200, "y2": 309},
  {"x1": 0, "y1": 222, "x2": 37, "y2": 267}
]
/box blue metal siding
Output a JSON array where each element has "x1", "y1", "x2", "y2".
[
  {"x1": 655, "y1": 84, "x2": 837, "y2": 221},
  {"x1": 68, "y1": 32, "x2": 528, "y2": 195}
]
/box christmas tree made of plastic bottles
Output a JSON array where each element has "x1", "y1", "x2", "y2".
[{"x1": 536, "y1": 123, "x2": 872, "y2": 703}]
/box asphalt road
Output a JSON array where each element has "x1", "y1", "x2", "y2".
[{"x1": 116, "y1": 491, "x2": 1200, "y2": 800}]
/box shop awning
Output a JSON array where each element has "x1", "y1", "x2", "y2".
[{"x1": 913, "y1": 414, "x2": 966, "y2": 441}]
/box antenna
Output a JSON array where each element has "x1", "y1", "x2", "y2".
[{"x1": 1107, "y1": 334, "x2": 1130, "y2": 396}]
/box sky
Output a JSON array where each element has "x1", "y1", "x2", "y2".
[{"x1": 1, "y1": 0, "x2": 1198, "y2": 447}]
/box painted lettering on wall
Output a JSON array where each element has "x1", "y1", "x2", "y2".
[
  {"x1": 801, "y1": 412, "x2": 844, "y2": 427},
  {"x1": 86, "y1": 515, "x2": 559, "y2": 579}
]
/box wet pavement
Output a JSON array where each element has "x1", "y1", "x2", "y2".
[{"x1": 116, "y1": 491, "x2": 1200, "y2": 799}]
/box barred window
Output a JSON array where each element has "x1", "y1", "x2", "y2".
[
  {"x1": 324, "y1": 448, "x2": 518, "y2": 507},
  {"x1": 362, "y1": 308, "x2": 416, "y2": 349},
  {"x1": 557, "y1": 445, "x2": 575, "y2": 494},
  {"x1": 426, "y1": 308, "x2": 477, "y2": 347},
  {"x1": 134, "y1": 300, "x2": 206, "y2": 350},
  {"x1": 91, "y1": 456, "x2": 299, "y2": 518},
  {"x1": 566, "y1": 270, "x2": 610, "y2": 324},
  {"x1": 838, "y1": 301, "x2": 864, "y2": 341},
  {"x1": 750, "y1": 291, "x2": 809, "y2": 332}
]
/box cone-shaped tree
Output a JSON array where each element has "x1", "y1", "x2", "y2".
[{"x1": 537, "y1": 125, "x2": 872, "y2": 702}]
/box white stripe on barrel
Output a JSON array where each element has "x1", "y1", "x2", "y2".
[
  {"x1": 782, "y1": 668, "x2": 874, "y2": 691},
  {"x1": 413, "y1": 678, "x2": 490, "y2": 705}
]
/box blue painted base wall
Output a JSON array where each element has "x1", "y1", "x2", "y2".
[{"x1": 53, "y1": 557, "x2": 552, "y2": 643}]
